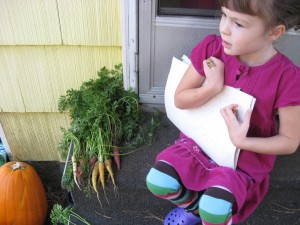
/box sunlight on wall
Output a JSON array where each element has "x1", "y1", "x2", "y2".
[
  {"x1": 0, "y1": 46, "x2": 122, "y2": 112},
  {"x1": 0, "y1": 0, "x2": 122, "y2": 160},
  {"x1": 0, "y1": 113, "x2": 70, "y2": 161}
]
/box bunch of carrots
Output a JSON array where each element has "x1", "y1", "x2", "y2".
[{"x1": 58, "y1": 65, "x2": 159, "y2": 200}]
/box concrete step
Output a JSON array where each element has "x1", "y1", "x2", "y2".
[{"x1": 68, "y1": 114, "x2": 300, "y2": 225}]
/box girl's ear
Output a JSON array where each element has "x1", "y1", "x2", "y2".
[{"x1": 269, "y1": 25, "x2": 286, "y2": 41}]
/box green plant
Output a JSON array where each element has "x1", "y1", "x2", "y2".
[
  {"x1": 50, "y1": 204, "x2": 90, "y2": 225},
  {"x1": 59, "y1": 64, "x2": 160, "y2": 193},
  {"x1": 62, "y1": 164, "x2": 74, "y2": 192}
]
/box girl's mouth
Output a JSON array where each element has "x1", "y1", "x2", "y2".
[{"x1": 222, "y1": 39, "x2": 232, "y2": 49}]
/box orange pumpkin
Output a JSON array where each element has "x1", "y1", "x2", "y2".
[{"x1": 0, "y1": 161, "x2": 48, "y2": 225}]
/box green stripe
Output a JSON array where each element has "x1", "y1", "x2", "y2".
[
  {"x1": 173, "y1": 190, "x2": 191, "y2": 204},
  {"x1": 146, "y1": 181, "x2": 177, "y2": 196},
  {"x1": 200, "y1": 209, "x2": 232, "y2": 224}
]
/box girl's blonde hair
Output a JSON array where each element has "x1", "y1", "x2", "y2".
[{"x1": 219, "y1": 0, "x2": 300, "y2": 31}]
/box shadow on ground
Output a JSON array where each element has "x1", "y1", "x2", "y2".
[
  {"x1": 26, "y1": 161, "x2": 68, "y2": 225},
  {"x1": 28, "y1": 113, "x2": 300, "y2": 225}
]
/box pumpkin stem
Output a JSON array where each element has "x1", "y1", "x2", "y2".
[{"x1": 9, "y1": 162, "x2": 26, "y2": 170}]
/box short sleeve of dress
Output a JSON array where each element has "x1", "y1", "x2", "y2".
[
  {"x1": 275, "y1": 66, "x2": 300, "y2": 108},
  {"x1": 190, "y1": 34, "x2": 218, "y2": 77}
]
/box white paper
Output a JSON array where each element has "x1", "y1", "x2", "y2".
[{"x1": 164, "y1": 57, "x2": 256, "y2": 169}]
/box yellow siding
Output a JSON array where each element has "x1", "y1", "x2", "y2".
[
  {"x1": 0, "y1": 46, "x2": 122, "y2": 112},
  {"x1": 0, "y1": 0, "x2": 122, "y2": 46},
  {"x1": 58, "y1": 0, "x2": 122, "y2": 46},
  {"x1": 0, "y1": 0, "x2": 123, "y2": 160},
  {"x1": 0, "y1": 112, "x2": 70, "y2": 161},
  {"x1": 0, "y1": 0, "x2": 61, "y2": 45}
]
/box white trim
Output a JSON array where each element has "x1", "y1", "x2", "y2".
[
  {"x1": 155, "y1": 16, "x2": 220, "y2": 29},
  {"x1": 0, "y1": 122, "x2": 13, "y2": 161},
  {"x1": 121, "y1": 0, "x2": 138, "y2": 92},
  {"x1": 286, "y1": 29, "x2": 300, "y2": 36}
]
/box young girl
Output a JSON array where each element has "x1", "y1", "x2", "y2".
[{"x1": 146, "y1": 0, "x2": 300, "y2": 224}]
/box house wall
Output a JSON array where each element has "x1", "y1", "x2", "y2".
[{"x1": 0, "y1": 0, "x2": 122, "y2": 161}]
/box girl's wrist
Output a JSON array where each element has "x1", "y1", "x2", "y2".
[
  {"x1": 232, "y1": 136, "x2": 249, "y2": 150},
  {"x1": 204, "y1": 82, "x2": 223, "y2": 96}
]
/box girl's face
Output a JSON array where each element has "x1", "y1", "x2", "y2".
[{"x1": 219, "y1": 7, "x2": 275, "y2": 65}]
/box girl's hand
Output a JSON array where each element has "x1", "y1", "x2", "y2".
[
  {"x1": 220, "y1": 104, "x2": 252, "y2": 148},
  {"x1": 203, "y1": 56, "x2": 224, "y2": 93}
]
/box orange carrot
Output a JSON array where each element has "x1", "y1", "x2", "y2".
[
  {"x1": 104, "y1": 158, "x2": 116, "y2": 189},
  {"x1": 113, "y1": 146, "x2": 120, "y2": 170},
  {"x1": 71, "y1": 155, "x2": 81, "y2": 190}
]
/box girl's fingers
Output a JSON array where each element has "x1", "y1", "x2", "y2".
[
  {"x1": 243, "y1": 109, "x2": 252, "y2": 124},
  {"x1": 220, "y1": 105, "x2": 252, "y2": 147},
  {"x1": 221, "y1": 104, "x2": 252, "y2": 130},
  {"x1": 203, "y1": 59, "x2": 210, "y2": 71},
  {"x1": 220, "y1": 104, "x2": 239, "y2": 122}
]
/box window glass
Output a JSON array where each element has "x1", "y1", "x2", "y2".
[{"x1": 158, "y1": 0, "x2": 220, "y2": 17}]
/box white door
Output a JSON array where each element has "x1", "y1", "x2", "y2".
[
  {"x1": 139, "y1": 0, "x2": 220, "y2": 105},
  {"x1": 122, "y1": 0, "x2": 300, "y2": 106}
]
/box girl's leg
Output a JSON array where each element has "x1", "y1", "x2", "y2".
[
  {"x1": 146, "y1": 160, "x2": 200, "y2": 211},
  {"x1": 199, "y1": 186, "x2": 236, "y2": 225}
]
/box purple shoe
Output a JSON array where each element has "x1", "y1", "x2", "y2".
[{"x1": 164, "y1": 207, "x2": 201, "y2": 225}]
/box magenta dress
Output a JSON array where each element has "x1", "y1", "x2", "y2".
[{"x1": 157, "y1": 35, "x2": 300, "y2": 223}]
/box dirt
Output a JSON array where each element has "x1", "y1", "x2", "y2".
[{"x1": 26, "y1": 161, "x2": 68, "y2": 225}]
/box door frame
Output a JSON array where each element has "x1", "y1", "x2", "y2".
[
  {"x1": 137, "y1": 0, "x2": 218, "y2": 105},
  {"x1": 121, "y1": 0, "x2": 139, "y2": 92},
  {"x1": 121, "y1": 0, "x2": 300, "y2": 105}
]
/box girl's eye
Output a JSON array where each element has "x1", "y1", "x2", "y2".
[{"x1": 235, "y1": 22, "x2": 244, "y2": 28}]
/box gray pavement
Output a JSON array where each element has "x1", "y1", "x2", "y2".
[{"x1": 68, "y1": 113, "x2": 300, "y2": 225}]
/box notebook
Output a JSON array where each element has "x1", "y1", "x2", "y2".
[{"x1": 164, "y1": 57, "x2": 256, "y2": 169}]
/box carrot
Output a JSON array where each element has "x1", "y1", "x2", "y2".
[
  {"x1": 79, "y1": 159, "x2": 85, "y2": 166},
  {"x1": 104, "y1": 158, "x2": 116, "y2": 190},
  {"x1": 113, "y1": 146, "x2": 120, "y2": 170},
  {"x1": 98, "y1": 160, "x2": 110, "y2": 205},
  {"x1": 92, "y1": 161, "x2": 99, "y2": 193},
  {"x1": 72, "y1": 155, "x2": 81, "y2": 190},
  {"x1": 98, "y1": 161, "x2": 105, "y2": 189},
  {"x1": 91, "y1": 161, "x2": 102, "y2": 208},
  {"x1": 76, "y1": 166, "x2": 83, "y2": 184},
  {"x1": 89, "y1": 156, "x2": 97, "y2": 165}
]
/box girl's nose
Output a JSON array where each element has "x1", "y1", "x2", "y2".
[{"x1": 220, "y1": 20, "x2": 230, "y2": 36}]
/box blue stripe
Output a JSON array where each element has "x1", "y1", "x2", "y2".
[
  {"x1": 173, "y1": 189, "x2": 190, "y2": 204},
  {"x1": 146, "y1": 168, "x2": 181, "y2": 190},
  {"x1": 199, "y1": 195, "x2": 232, "y2": 215}
]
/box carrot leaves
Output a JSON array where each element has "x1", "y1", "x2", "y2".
[{"x1": 59, "y1": 64, "x2": 160, "y2": 194}]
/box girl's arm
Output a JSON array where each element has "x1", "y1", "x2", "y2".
[
  {"x1": 221, "y1": 104, "x2": 300, "y2": 155},
  {"x1": 175, "y1": 57, "x2": 224, "y2": 109}
]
